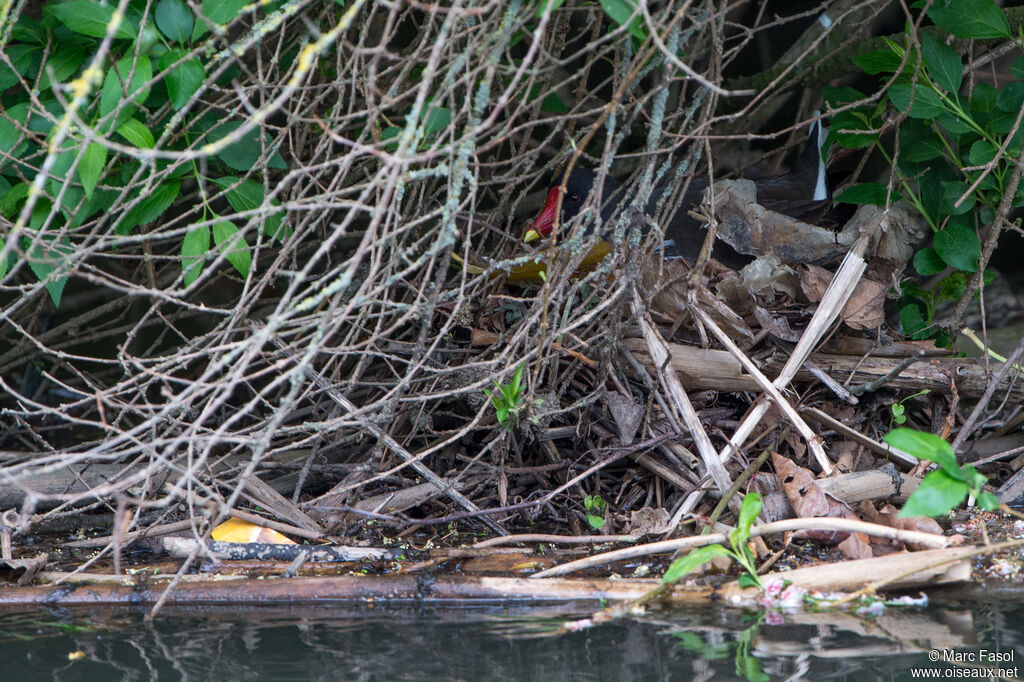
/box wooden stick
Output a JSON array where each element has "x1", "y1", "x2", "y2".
[
  {"x1": 631, "y1": 290, "x2": 737, "y2": 507},
  {"x1": 691, "y1": 305, "x2": 832, "y2": 475},
  {"x1": 262, "y1": 325, "x2": 507, "y2": 536},
  {"x1": 531, "y1": 516, "x2": 949, "y2": 578},
  {"x1": 714, "y1": 213, "x2": 879, "y2": 466}
]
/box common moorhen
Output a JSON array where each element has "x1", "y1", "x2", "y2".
[{"x1": 525, "y1": 121, "x2": 829, "y2": 265}]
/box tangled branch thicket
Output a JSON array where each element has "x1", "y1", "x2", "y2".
[{"x1": 0, "y1": 0, "x2": 901, "y2": 543}]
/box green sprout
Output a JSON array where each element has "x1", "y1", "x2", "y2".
[
  {"x1": 885, "y1": 428, "x2": 999, "y2": 517},
  {"x1": 483, "y1": 363, "x2": 526, "y2": 431},
  {"x1": 584, "y1": 494, "x2": 607, "y2": 530},
  {"x1": 663, "y1": 492, "x2": 764, "y2": 590},
  {"x1": 890, "y1": 389, "x2": 931, "y2": 426}
]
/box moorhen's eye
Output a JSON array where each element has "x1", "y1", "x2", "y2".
[{"x1": 569, "y1": 193, "x2": 581, "y2": 203}]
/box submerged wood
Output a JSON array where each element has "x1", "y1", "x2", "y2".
[
  {"x1": 0, "y1": 574, "x2": 704, "y2": 605},
  {"x1": 0, "y1": 546, "x2": 972, "y2": 607}
]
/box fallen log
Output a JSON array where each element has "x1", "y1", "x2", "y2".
[
  {"x1": 621, "y1": 338, "x2": 1024, "y2": 403},
  {"x1": 0, "y1": 546, "x2": 974, "y2": 607}
]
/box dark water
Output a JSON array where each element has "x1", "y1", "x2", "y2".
[{"x1": 1, "y1": 601, "x2": 1022, "y2": 681}]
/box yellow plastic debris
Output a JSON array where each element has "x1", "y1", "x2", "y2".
[{"x1": 211, "y1": 517, "x2": 297, "y2": 544}]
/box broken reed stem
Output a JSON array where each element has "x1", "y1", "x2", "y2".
[
  {"x1": 715, "y1": 212, "x2": 881, "y2": 466},
  {"x1": 631, "y1": 289, "x2": 738, "y2": 510},
  {"x1": 690, "y1": 305, "x2": 833, "y2": 475}
]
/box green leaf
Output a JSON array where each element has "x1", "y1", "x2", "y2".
[
  {"x1": 738, "y1": 653, "x2": 770, "y2": 682},
  {"x1": 541, "y1": 92, "x2": 569, "y2": 114},
  {"x1": 936, "y1": 271, "x2": 967, "y2": 302},
  {"x1": 39, "y1": 47, "x2": 87, "y2": 91},
  {"x1": 920, "y1": 33, "x2": 962, "y2": 93},
  {"x1": 900, "y1": 303, "x2": 929, "y2": 338},
  {"x1": 967, "y1": 139, "x2": 998, "y2": 166},
  {"x1": 422, "y1": 107, "x2": 451, "y2": 135},
  {"x1": 181, "y1": 224, "x2": 209, "y2": 286},
  {"x1": 586, "y1": 514, "x2": 605, "y2": 530},
  {"x1": 898, "y1": 119, "x2": 946, "y2": 162},
  {"x1": 78, "y1": 142, "x2": 107, "y2": 199},
  {"x1": 0, "y1": 44, "x2": 41, "y2": 91},
  {"x1": 853, "y1": 49, "x2": 904, "y2": 75},
  {"x1": 916, "y1": 167, "x2": 948, "y2": 222},
  {"x1": 0, "y1": 102, "x2": 29, "y2": 158},
  {"x1": 0, "y1": 236, "x2": 6, "y2": 281},
  {"x1": 24, "y1": 233, "x2": 72, "y2": 306},
  {"x1": 888, "y1": 81, "x2": 945, "y2": 119},
  {"x1": 207, "y1": 120, "x2": 287, "y2": 171},
  {"x1": 100, "y1": 55, "x2": 153, "y2": 120},
  {"x1": 116, "y1": 118, "x2": 155, "y2": 149},
  {"x1": 734, "y1": 493, "x2": 761, "y2": 544},
  {"x1": 158, "y1": 50, "x2": 205, "y2": 110},
  {"x1": 51, "y1": 185, "x2": 85, "y2": 223},
  {"x1": 69, "y1": 188, "x2": 117, "y2": 228},
  {"x1": 48, "y1": 137, "x2": 78, "y2": 185},
  {"x1": 827, "y1": 109, "x2": 879, "y2": 150},
  {"x1": 737, "y1": 573, "x2": 761, "y2": 589},
  {"x1": 898, "y1": 469, "x2": 968, "y2": 517},
  {"x1": 201, "y1": 0, "x2": 247, "y2": 24},
  {"x1": 598, "y1": 0, "x2": 648, "y2": 42},
  {"x1": 210, "y1": 176, "x2": 289, "y2": 241},
  {"x1": 212, "y1": 220, "x2": 251, "y2": 278},
  {"x1": 834, "y1": 182, "x2": 900, "y2": 205},
  {"x1": 535, "y1": 0, "x2": 567, "y2": 17},
  {"x1": 977, "y1": 491, "x2": 1000, "y2": 511},
  {"x1": 1013, "y1": 57, "x2": 1024, "y2": 80},
  {"x1": 913, "y1": 247, "x2": 946, "y2": 276},
  {"x1": 511, "y1": 364, "x2": 524, "y2": 398},
  {"x1": 824, "y1": 85, "x2": 870, "y2": 107},
  {"x1": 934, "y1": 221, "x2": 980, "y2": 272},
  {"x1": 996, "y1": 81, "x2": 1024, "y2": 114},
  {"x1": 26, "y1": 100, "x2": 62, "y2": 134},
  {"x1": 928, "y1": 0, "x2": 1010, "y2": 39},
  {"x1": 380, "y1": 126, "x2": 401, "y2": 150},
  {"x1": 1, "y1": 183, "x2": 30, "y2": 218},
  {"x1": 940, "y1": 181, "x2": 974, "y2": 215},
  {"x1": 662, "y1": 545, "x2": 732, "y2": 584},
  {"x1": 884, "y1": 428, "x2": 959, "y2": 470},
  {"x1": 192, "y1": 0, "x2": 247, "y2": 39},
  {"x1": 44, "y1": 1, "x2": 138, "y2": 40},
  {"x1": 963, "y1": 465, "x2": 988, "y2": 492},
  {"x1": 10, "y1": 18, "x2": 42, "y2": 44},
  {"x1": 117, "y1": 181, "x2": 180, "y2": 235},
  {"x1": 970, "y1": 82, "x2": 999, "y2": 116},
  {"x1": 935, "y1": 111, "x2": 974, "y2": 134},
  {"x1": 155, "y1": 0, "x2": 194, "y2": 43}
]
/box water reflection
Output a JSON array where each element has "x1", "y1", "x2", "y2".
[{"x1": 0, "y1": 601, "x2": 1020, "y2": 681}]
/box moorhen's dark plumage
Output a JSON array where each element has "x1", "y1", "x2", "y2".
[{"x1": 526, "y1": 121, "x2": 829, "y2": 265}]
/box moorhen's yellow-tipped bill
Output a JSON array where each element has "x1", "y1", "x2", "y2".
[
  {"x1": 525, "y1": 120, "x2": 829, "y2": 262},
  {"x1": 524, "y1": 175, "x2": 597, "y2": 243}
]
